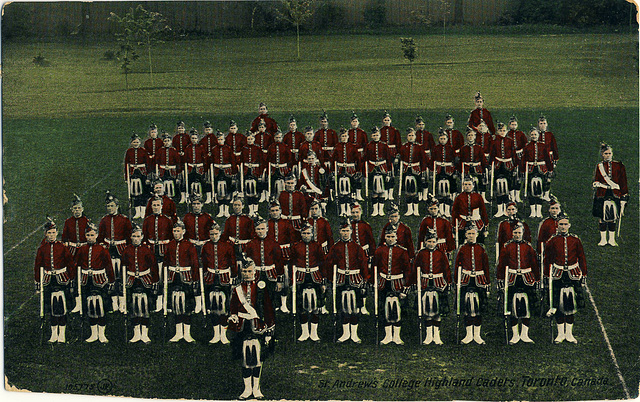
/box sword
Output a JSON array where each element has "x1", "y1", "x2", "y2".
[
  {"x1": 503, "y1": 271, "x2": 509, "y2": 345},
  {"x1": 210, "y1": 163, "x2": 216, "y2": 204},
  {"x1": 417, "y1": 264, "x2": 422, "y2": 345},
  {"x1": 163, "y1": 264, "x2": 168, "y2": 342},
  {"x1": 490, "y1": 161, "x2": 495, "y2": 200},
  {"x1": 617, "y1": 202, "x2": 625, "y2": 238},
  {"x1": 126, "y1": 163, "x2": 133, "y2": 220},
  {"x1": 334, "y1": 162, "x2": 339, "y2": 216},
  {"x1": 292, "y1": 265, "x2": 297, "y2": 342},
  {"x1": 240, "y1": 163, "x2": 244, "y2": 194},
  {"x1": 39, "y1": 266, "x2": 45, "y2": 345},
  {"x1": 123, "y1": 263, "x2": 128, "y2": 342},
  {"x1": 524, "y1": 162, "x2": 530, "y2": 199},
  {"x1": 374, "y1": 263, "x2": 379, "y2": 347},
  {"x1": 185, "y1": 163, "x2": 190, "y2": 211},
  {"x1": 199, "y1": 265, "x2": 207, "y2": 328},
  {"x1": 364, "y1": 164, "x2": 369, "y2": 217},
  {"x1": 456, "y1": 264, "x2": 461, "y2": 345},
  {"x1": 332, "y1": 264, "x2": 337, "y2": 343},
  {"x1": 78, "y1": 264, "x2": 84, "y2": 341},
  {"x1": 398, "y1": 161, "x2": 403, "y2": 206},
  {"x1": 432, "y1": 162, "x2": 436, "y2": 198},
  {"x1": 268, "y1": 163, "x2": 272, "y2": 199}
]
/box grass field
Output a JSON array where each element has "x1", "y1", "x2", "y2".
[{"x1": 3, "y1": 30, "x2": 639, "y2": 401}]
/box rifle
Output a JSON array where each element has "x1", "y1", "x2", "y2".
[
  {"x1": 122, "y1": 263, "x2": 128, "y2": 342},
  {"x1": 398, "y1": 161, "x2": 403, "y2": 206},
  {"x1": 364, "y1": 163, "x2": 369, "y2": 217},
  {"x1": 617, "y1": 202, "x2": 625, "y2": 238},
  {"x1": 268, "y1": 163, "x2": 272, "y2": 199},
  {"x1": 455, "y1": 264, "x2": 461, "y2": 345},
  {"x1": 432, "y1": 162, "x2": 436, "y2": 198},
  {"x1": 126, "y1": 163, "x2": 133, "y2": 220},
  {"x1": 184, "y1": 163, "x2": 190, "y2": 211},
  {"x1": 490, "y1": 161, "x2": 495, "y2": 200},
  {"x1": 163, "y1": 264, "x2": 168, "y2": 342},
  {"x1": 332, "y1": 264, "x2": 337, "y2": 343},
  {"x1": 240, "y1": 163, "x2": 244, "y2": 194},
  {"x1": 503, "y1": 272, "x2": 510, "y2": 345},
  {"x1": 77, "y1": 264, "x2": 84, "y2": 341},
  {"x1": 417, "y1": 263, "x2": 422, "y2": 345},
  {"x1": 210, "y1": 163, "x2": 216, "y2": 205},
  {"x1": 524, "y1": 162, "x2": 530, "y2": 199},
  {"x1": 292, "y1": 265, "x2": 297, "y2": 342},
  {"x1": 546, "y1": 249, "x2": 555, "y2": 344},
  {"x1": 199, "y1": 265, "x2": 207, "y2": 329},
  {"x1": 39, "y1": 266, "x2": 45, "y2": 345},
  {"x1": 539, "y1": 247, "x2": 545, "y2": 318},
  {"x1": 334, "y1": 162, "x2": 339, "y2": 216},
  {"x1": 374, "y1": 263, "x2": 379, "y2": 347}
]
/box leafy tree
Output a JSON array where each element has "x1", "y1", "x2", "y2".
[
  {"x1": 131, "y1": 5, "x2": 171, "y2": 87},
  {"x1": 276, "y1": 0, "x2": 315, "y2": 60},
  {"x1": 400, "y1": 37, "x2": 417, "y2": 95},
  {"x1": 109, "y1": 9, "x2": 139, "y2": 92}
]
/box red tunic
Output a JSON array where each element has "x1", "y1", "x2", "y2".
[
  {"x1": 155, "y1": 146, "x2": 181, "y2": 176},
  {"x1": 75, "y1": 243, "x2": 115, "y2": 287},
  {"x1": 298, "y1": 162, "x2": 324, "y2": 196},
  {"x1": 537, "y1": 216, "x2": 560, "y2": 254},
  {"x1": 430, "y1": 143, "x2": 456, "y2": 175},
  {"x1": 163, "y1": 238, "x2": 199, "y2": 283},
  {"x1": 413, "y1": 248, "x2": 451, "y2": 290},
  {"x1": 520, "y1": 141, "x2": 553, "y2": 174},
  {"x1": 497, "y1": 240, "x2": 538, "y2": 286},
  {"x1": 444, "y1": 128, "x2": 465, "y2": 154},
  {"x1": 97, "y1": 213, "x2": 132, "y2": 256},
  {"x1": 416, "y1": 130, "x2": 436, "y2": 158},
  {"x1": 267, "y1": 218, "x2": 298, "y2": 258},
  {"x1": 221, "y1": 214, "x2": 255, "y2": 245},
  {"x1": 489, "y1": 135, "x2": 518, "y2": 170},
  {"x1": 298, "y1": 140, "x2": 324, "y2": 164},
  {"x1": 331, "y1": 142, "x2": 362, "y2": 174},
  {"x1": 379, "y1": 221, "x2": 414, "y2": 259},
  {"x1": 283, "y1": 130, "x2": 304, "y2": 159},
  {"x1": 144, "y1": 137, "x2": 163, "y2": 161},
  {"x1": 451, "y1": 192, "x2": 489, "y2": 231},
  {"x1": 417, "y1": 216, "x2": 455, "y2": 253},
  {"x1": 593, "y1": 160, "x2": 628, "y2": 199},
  {"x1": 398, "y1": 142, "x2": 426, "y2": 174},
  {"x1": 250, "y1": 114, "x2": 279, "y2": 135},
  {"x1": 254, "y1": 131, "x2": 274, "y2": 154},
  {"x1": 122, "y1": 243, "x2": 158, "y2": 288},
  {"x1": 201, "y1": 239, "x2": 236, "y2": 285},
  {"x1": 307, "y1": 216, "x2": 333, "y2": 254},
  {"x1": 538, "y1": 130, "x2": 559, "y2": 162},
  {"x1": 457, "y1": 143, "x2": 488, "y2": 175},
  {"x1": 228, "y1": 281, "x2": 275, "y2": 333},
  {"x1": 225, "y1": 132, "x2": 248, "y2": 157},
  {"x1": 279, "y1": 190, "x2": 308, "y2": 221},
  {"x1": 350, "y1": 219, "x2": 376, "y2": 258},
  {"x1": 468, "y1": 108, "x2": 495, "y2": 135},
  {"x1": 183, "y1": 212, "x2": 214, "y2": 244},
  {"x1": 543, "y1": 234, "x2": 587, "y2": 280},
  {"x1": 290, "y1": 240, "x2": 325, "y2": 284},
  {"x1": 184, "y1": 143, "x2": 208, "y2": 175},
  {"x1": 324, "y1": 240, "x2": 368, "y2": 286},
  {"x1": 244, "y1": 237, "x2": 284, "y2": 281},
  {"x1": 266, "y1": 142, "x2": 294, "y2": 176},
  {"x1": 34, "y1": 240, "x2": 76, "y2": 286},
  {"x1": 380, "y1": 125, "x2": 402, "y2": 156},
  {"x1": 364, "y1": 141, "x2": 392, "y2": 173},
  {"x1": 474, "y1": 130, "x2": 493, "y2": 157},
  {"x1": 210, "y1": 143, "x2": 237, "y2": 175},
  {"x1": 62, "y1": 215, "x2": 90, "y2": 251},
  {"x1": 348, "y1": 127, "x2": 368, "y2": 154},
  {"x1": 172, "y1": 133, "x2": 191, "y2": 162},
  {"x1": 200, "y1": 133, "x2": 218, "y2": 159},
  {"x1": 496, "y1": 219, "x2": 532, "y2": 251},
  {"x1": 145, "y1": 195, "x2": 177, "y2": 221},
  {"x1": 241, "y1": 144, "x2": 265, "y2": 177},
  {"x1": 314, "y1": 128, "x2": 339, "y2": 163},
  {"x1": 372, "y1": 244, "x2": 411, "y2": 291},
  {"x1": 124, "y1": 147, "x2": 150, "y2": 177},
  {"x1": 142, "y1": 214, "x2": 174, "y2": 255},
  {"x1": 453, "y1": 242, "x2": 491, "y2": 287},
  {"x1": 507, "y1": 129, "x2": 528, "y2": 157}
]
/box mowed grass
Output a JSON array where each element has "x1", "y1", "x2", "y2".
[{"x1": 2, "y1": 32, "x2": 639, "y2": 401}]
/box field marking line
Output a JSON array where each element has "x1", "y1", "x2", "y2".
[
  {"x1": 3, "y1": 172, "x2": 115, "y2": 322},
  {"x1": 585, "y1": 283, "x2": 630, "y2": 399}
]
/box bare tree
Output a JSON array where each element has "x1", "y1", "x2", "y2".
[{"x1": 275, "y1": 0, "x2": 315, "y2": 60}]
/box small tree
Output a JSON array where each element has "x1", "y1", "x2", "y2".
[
  {"x1": 400, "y1": 37, "x2": 417, "y2": 95},
  {"x1": 109, "y1": 10, "x2": 139, "y2": 92},
  {"x1": 131, "y1": 5, "x2": 171, "y2": 87},
  {"x1": 275, "y1": 0, "x2": 314, "y2": 60}
]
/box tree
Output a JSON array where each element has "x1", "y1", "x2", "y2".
[
  {"x1": 275, "y1": 0, "x2": 314, "y2": 60},
  {"x1": 400, "y1": 37, "x2": 417, "y2": 95},
  {"x1": 109, "y1": 5, "x2": 170, "y2": 90}
]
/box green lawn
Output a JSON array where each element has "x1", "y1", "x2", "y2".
[{"x1": 3, "y1": 32, "x2": 639, "y2": 401}]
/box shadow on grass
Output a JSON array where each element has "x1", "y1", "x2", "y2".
[{"x1": 82, "y1": 86, "x2": 242, "y2": 94}]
